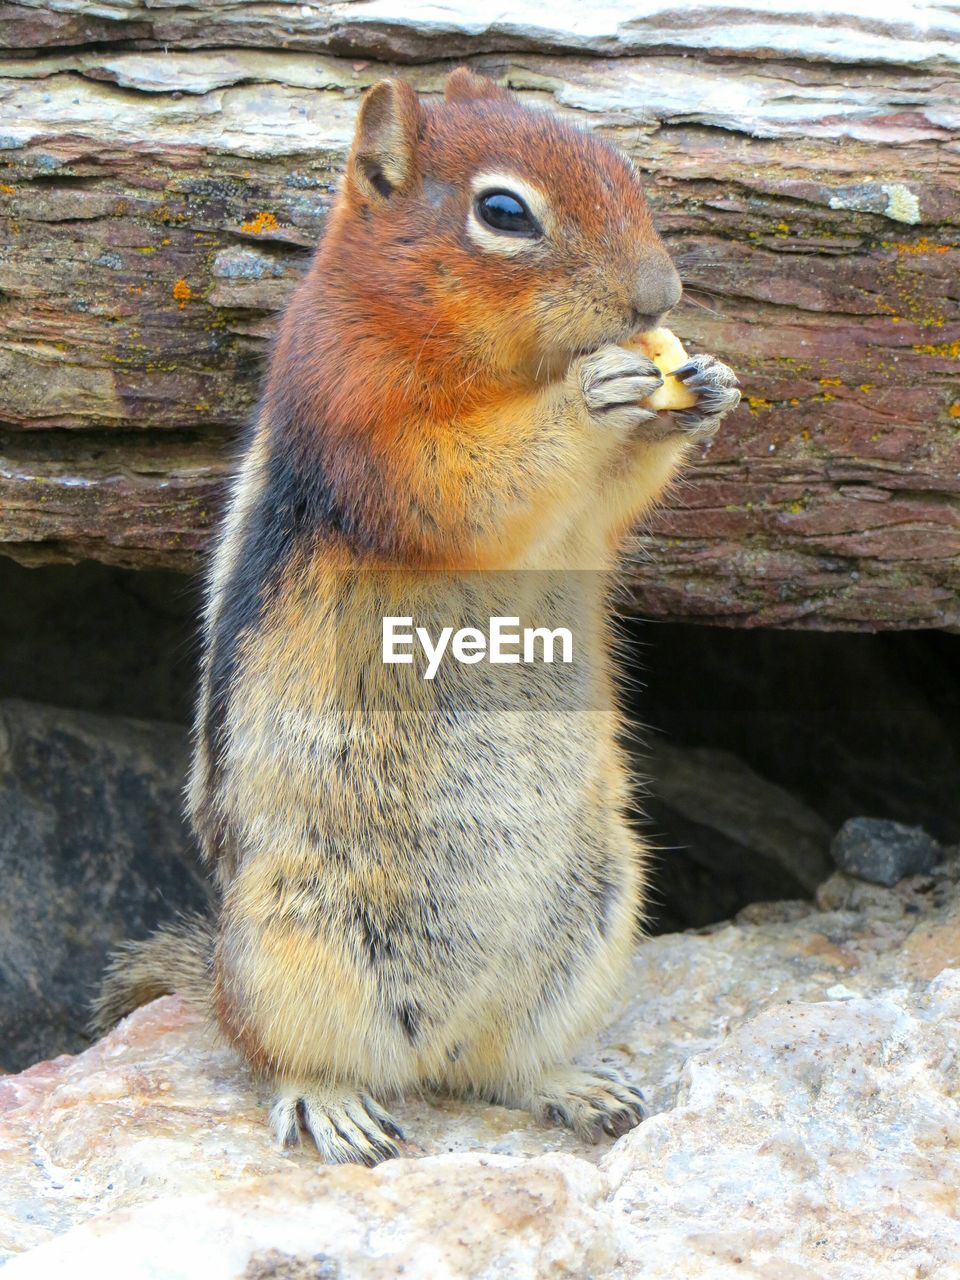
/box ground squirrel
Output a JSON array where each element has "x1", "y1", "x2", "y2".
[{"x1": 95, "y1": 68, "x2": 740, "y2": 1165}]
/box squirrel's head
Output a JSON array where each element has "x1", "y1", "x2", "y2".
[{"x1": 324, "y1": 69, "x2": 682, "y2": 386}]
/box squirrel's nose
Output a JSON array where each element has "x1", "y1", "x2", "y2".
[{"x1": 631, "y1": 257, "x2": 682, "y2": 327}]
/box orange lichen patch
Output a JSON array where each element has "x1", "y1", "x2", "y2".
[
  {"x1": 874, "y1": 261, "x2": 946, "y2": 327},
  {"x1": 241, "y1": 211, "x2": 280, "y2": 235},
  {"x1": 912, "y1": 339, "x2": 960, "y2": 358},
  {"x1": 893, "y1": 237, "x2": 952, "y2": 255},
  {"x1": 747, "y1": 396, "x2": 772, "y2": 414},
  {"x1": 818, "y1": 378, "x2": 842, "y2": 386},
  {"x1": 172, "y1": 278, "x2": 192, "y2": 307},
  {"x1": 0, "y1": 183, "x2": 14, "y2": 194},
  {"x1": 949, "y1": 403, "x2": 960, "y2": 418}
]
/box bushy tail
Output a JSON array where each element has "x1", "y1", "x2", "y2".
[{"x1": 91, "y1": 913, "x2": 215, "y2": 1035}]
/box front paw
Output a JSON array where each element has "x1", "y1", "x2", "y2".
[
  {"x1": 575, "y1": 345, "x2": 664, "y2": 431},
  {"x1": 670, "y1": 354, "x2": 741, "y2": 439}
]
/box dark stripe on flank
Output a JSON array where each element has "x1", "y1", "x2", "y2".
[{"x1": 198, "y1": 396, "x2": 369, "y2": 840}]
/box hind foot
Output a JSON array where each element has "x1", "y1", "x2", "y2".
[
  {"x1": 270, "y1": 1083, "x2": 405, "y2": 1166},
  {"x1": 523, "y1": 1068, "x2": 645, "y2": 1143}
]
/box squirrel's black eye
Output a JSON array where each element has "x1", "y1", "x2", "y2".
[{"x1": 475, "y1": 190, "x2": 540, "y2": 237}]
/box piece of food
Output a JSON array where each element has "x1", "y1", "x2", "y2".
[{"x1": 629, "y1": 327, "x2": 698, "y2": 411}]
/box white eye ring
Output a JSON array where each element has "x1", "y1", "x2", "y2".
[
  {"x1": 466, "y1": 172, "x2": 552, "y2": 256},
  {"x1": 475, "y1": 190, "x2": 541, "y2": 237}
]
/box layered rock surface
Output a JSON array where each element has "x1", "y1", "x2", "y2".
[
  {"x1": 3, "y1": 854, "x2": 958, "y2": 1278},
  {"x1": 1, "y1": 4, "x2": 959, "y2": 626}
]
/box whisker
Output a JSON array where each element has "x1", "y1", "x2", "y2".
[
  {"x1": 677, "y1": 291, "x2": 724, "y2": 318},
  {"x1": 453, "y1": 363, "x2": 485, "y2": 394},
  {"x1": 411, "y1": 315, "x2": 443, "y2": 372}
]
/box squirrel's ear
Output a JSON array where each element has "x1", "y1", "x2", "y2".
[
  {"x1": 349, "y1": 79, "x2": 421, "y2": 203},
  {"x1": 444, "y1": 68, "x2": 512, "y2": 104}
]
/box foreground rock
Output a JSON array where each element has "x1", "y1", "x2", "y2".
[
  {"x1": 2, "y1": 852, "x2": 958, "y2": 1277},
  {"x1": 0, "y1": 699, "x2": 209, "y2": 1071}
]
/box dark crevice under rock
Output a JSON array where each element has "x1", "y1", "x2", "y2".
[{"x1": 625, "y1": 619, "x2": 960, "y2": 845}]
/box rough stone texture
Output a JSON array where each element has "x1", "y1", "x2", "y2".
[
  {"x1": 0, "y1": 699, "x2": 209, "y2": 1072},
  {"x1": 3, "y1": 2, "x2": 959, "y2": 66},
  {"x1": 641, "y1": 740, "x2": 834, "y2": 930},
  {"x1": 2, "y1": 852, "x2": 959, "y2": 1276},
  {"x1": 831, "y1": 814, "x2": 942, "y2": 885},
  {"x1": 0, "y1": 8, "x2": 958, "y2": 628}
]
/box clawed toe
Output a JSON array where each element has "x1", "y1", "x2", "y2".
[
  {"x1": 578, "y1": 345, "x2": 664, "y2": 430},
  {"x1": 671, "y1": 353, "x2": 741, "y2": 437},
  {"x1": 673, "y1": 353, "x2": 739, "y2": 390},
  {"x1": 526, "y1": 1069, "x2": 645, "y2": 1145},
  {"x1": 270, "y1": 1084, "x2": 404, "y2": 1166}
]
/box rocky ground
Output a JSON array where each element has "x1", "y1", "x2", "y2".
[{"x1": 2, "y1": 848, "x2": 958, "y2": 1278}]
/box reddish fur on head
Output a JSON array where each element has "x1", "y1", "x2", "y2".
[
  {"x1": 260, "y1": 69, "x2": 681, "y2": 561},
  {"x1": 269, "y1": 69, "x2": 679, "y2": 422}
]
